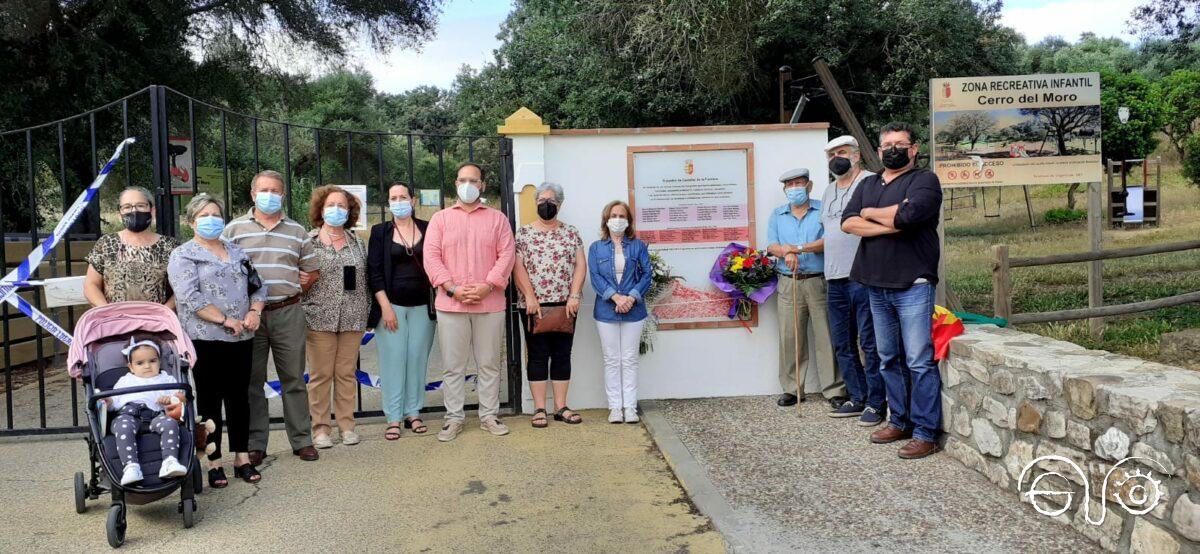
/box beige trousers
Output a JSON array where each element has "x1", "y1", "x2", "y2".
[
  {"x1": 306, "y1": 330, "x2": 364, "y2": 434},
  {"x1": 437, "y1": 311, "x2": 505, "y2": 422},
  {"x1": 777, "y1": 275, "x2": 844, "y2": 399}
]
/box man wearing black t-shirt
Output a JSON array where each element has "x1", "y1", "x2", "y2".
[{"x1": 841, "y1": 122, "x2": 943, "y2": 459}]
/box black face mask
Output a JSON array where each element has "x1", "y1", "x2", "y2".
[
  {"x1": 828, "y1": 156, "x2": 853, "y2": 177},
  {"x1": 537, "y1": 202, "x2": 558, "y2": 221},
  {"x1": 122, "y1": 210, "x2": 153, "y2": 232},
  {"x1": 881, "y1": 147, "x2": 911, "y2": 170}
]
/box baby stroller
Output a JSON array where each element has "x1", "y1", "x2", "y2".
[{"x1": 67, "y1": 301, "x2": 201, "y2": 548}]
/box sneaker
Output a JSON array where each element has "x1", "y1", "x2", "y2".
[
  {"x1": 827, "y1": 395, "x2": 850, "y2": 410},
  {"x1": 857, "y1": 407, "x2": 885, "y2": 427},
  {"x1": 341, "y1": 430, "x2": 360, "y2": 446},
  {"x1": 313, "y1": 433, "x2": 334, "y2": 449},
  {"x1": 623, "y1": 407, "x2": 640, "y2": 424},
  {"x1": 829, "y1": 401, "x2": 865, "y2": 418},
  {"x1": 437, "y1": 421, "x2": 464, "y2": 442},
  {"x1": 158, "y1": 456, "x2": 187, "y2": 479},
  {"x1": 480, "y1": 417, "x2": 510, "y2": 436},
  {"x1": 120, "y1": 463, "x2": 144, "y2": 485},
  {"x1": 608, "y1": 408, "x2": 624, "y2": 424}
]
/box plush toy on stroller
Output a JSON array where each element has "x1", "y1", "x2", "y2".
[{"x1": 67, "y1": 302, "x2": 202, "y2": 548}]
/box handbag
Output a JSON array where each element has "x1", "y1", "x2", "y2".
[
  {"x1": 242, "y1": 259, "x2": 263, "y2": 296},
  {"x1": 529, "y1": 304, "x2": 576, "y2": 334}
]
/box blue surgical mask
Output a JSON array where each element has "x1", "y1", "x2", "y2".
[
  {"x1": 786, "y1": 187, "x2": 809, "y2": 206},
  {"x1": 255, "y1": 191, "x2": 282, "y2": 214},
  {"x1": 194, "y1": 216, "x2": 225, "y2": 239},
  {"x1": 389, "y1": 201, "x2": 413, "y2": 219},
  {"x1": 323, "y1": 206, "x2": 349, "y2": 227}
]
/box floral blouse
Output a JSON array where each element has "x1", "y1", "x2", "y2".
[
  {"x1": 167, "y1": 240, "x2": 268, "y2": 342},
  {"x1": 85, "y1": 233, "x2": 179, "y2": 303},
  {"x1": 302, "y1": 231, "x2": 371, "y2": 333},
  {"x1": 514, "y1": 223, "x2": 582, "y2": 308}
]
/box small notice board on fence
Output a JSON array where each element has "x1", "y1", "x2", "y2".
[
  {"x1": 930, "y1": 72, "x2": 1102, "y2": 187},
  {"x1": 627, "y1": 143, "x2": 756, "y2": 329}
]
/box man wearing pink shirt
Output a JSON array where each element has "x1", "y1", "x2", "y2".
[{"x1": 424, "y1": 162, "x2": 516, "y2": 441}]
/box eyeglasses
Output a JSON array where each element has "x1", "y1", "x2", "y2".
[
  {"x1": 455, "y1": 178, "x2": 482, "y2": 185},
  {"x1": 880, "y1": 142, "x2": 914, "y2": 150},
  {"x1": 119, "y1": 202, "x2": 151, "y2": 213}
]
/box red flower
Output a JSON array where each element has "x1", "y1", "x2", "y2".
[{"x1": 741, "y1": 258, "x2": 753, "y2": 269}]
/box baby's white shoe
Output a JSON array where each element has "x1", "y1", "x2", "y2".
[
  {"x1": 608, "y1": 408, "x2": 624, "y2": 423},
  {"x1": 158, "y1": 456, "x2": 187, "y2": 479},
  {"x1": 623, "y1": 407, "x2": 640, "y2": 423},
  {"x1": 120, "y1": 463, "x2": 144, "y2": 485}
]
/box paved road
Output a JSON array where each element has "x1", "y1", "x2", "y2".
[
  {"x1": 647, "y1": 396, "x2": 1097, "y2": 553},
  {"x1": 0, "y1": 413, "x2": 722, "y2": 553}
]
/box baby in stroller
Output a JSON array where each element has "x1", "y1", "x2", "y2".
[{"x1": 107, "y1": 338, "x2": 189, "y2": 485}]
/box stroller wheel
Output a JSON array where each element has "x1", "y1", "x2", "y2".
[
  {"x1": 105, "y1": 504, "x2": 126, "y2": 548},
  {"x1": 74, "y1": 472, "x2": 88, "y2": 514},
  {"x1": 181, "y1": 498, "x2": 196, "y2": 528}
]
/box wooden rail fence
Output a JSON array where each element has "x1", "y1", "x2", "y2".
[{"x1": 991, "y1": 239, "x2": 1200, "y2": 331}]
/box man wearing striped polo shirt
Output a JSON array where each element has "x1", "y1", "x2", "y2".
[{"x1": 223, "y1": 170, "x2": 321, "y2": 462}]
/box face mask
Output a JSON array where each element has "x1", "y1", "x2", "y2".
[
  {"x1": 881, "y1": 147, "x2": 911, "y2": 170},
  {"x1": 255, "y1": 191, "x2": 282, "y2": 214},
  {"x1": 121, "y1": 210, "x2": 153, "y2": 233},
  {"x1": 606, "y1": 217, "x2": 629, "y2": 236},
  {"x1": 537, "y1": 202, "x2": 559, "y2": 221},
  {"x1": 194, "y1": 215, "x2": 225, "y2": 239},
  {"x1": 829, "y1": 156, "x2": 853, "y2": 177},
  {"x1": 457, "y1": 183, "x2": 481, "y2": 204},
  {"x1": 785, "y1": 187, "x2": 809, "y2": 206},
  {"x1": 389, "y1": 201, "x2": 413, "y2": 219},
  {"x1": 323, "y1": 206, "x2": 349, "y2": 227}
]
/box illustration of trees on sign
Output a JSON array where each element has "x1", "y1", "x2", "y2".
[
  {"x1": 943, "y1": 112, "x2": 997, "y2": 151},
  {"x1": 1019, "y1": 106, "x2": 1101, "y2": 156}
]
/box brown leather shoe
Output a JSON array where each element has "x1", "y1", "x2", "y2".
[
  {"x1": 293, "y1": 446, "x2": 319, "y2": 461},
  {"x1": 248, "y1": 450, "x2": 265, "y2": 467},
  {"x1": 898, "y1": 439, "x2": 941, "y2": 459},
  {"x1": 869, "y1": 426, "x2": 912, "y2": 444}
]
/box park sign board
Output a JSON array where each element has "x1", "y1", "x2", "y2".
[{"x1": 930, "y1": 72, "x2": 1102, "y2": 187}]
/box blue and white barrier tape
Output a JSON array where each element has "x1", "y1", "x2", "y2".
[
  {"x1": 263, "y1": 372, "x2": 477, "y2": 398},
  {"x1": 0, "y1": 138, "x2": 137, "y2": 345}
]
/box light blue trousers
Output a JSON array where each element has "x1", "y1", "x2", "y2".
[{"x1": 375, "y1": 304, "x2": 436, "y2": 422}]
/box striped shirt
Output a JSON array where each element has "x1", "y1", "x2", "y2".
[{"x1": 222, "y1": 209, "x2": 318, "y2": 302}]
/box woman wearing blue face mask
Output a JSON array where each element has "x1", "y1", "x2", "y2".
[
  {"x1": 366, "y1": 182, "x2": 436, "y2": 439},
  {"x1": 168, "y1": 193, "x2": 267, "y2": 487},
  {"x1": 302, "y1": 185, "x2": 371, "y2": 448}
]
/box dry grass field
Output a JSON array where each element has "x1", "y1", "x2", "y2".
[{"x1": 944, "y1": 159, "x2": 1200, "y2": 369}]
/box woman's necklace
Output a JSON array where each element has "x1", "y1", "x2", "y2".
[{"x1": 393, "y1": 219, "x2": 415, "y2": 256}]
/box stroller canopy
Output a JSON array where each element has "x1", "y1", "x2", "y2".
[{"x1": 67, "y1": 301, "x2": 196, "y2": 378}]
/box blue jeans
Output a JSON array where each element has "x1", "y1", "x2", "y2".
[
  {"x1": 868, "y1": 283, "x2": 942, "y2": 443},
  {"x1": 827, "y1": 279, "x2": 885, "y2": 411}
]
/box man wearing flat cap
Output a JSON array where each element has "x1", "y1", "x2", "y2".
[
  {"x1": 766, "y1": 168, "x2": 844, "y2": 408},
  {"x1": 821, "y1": 135, "x2": 886, "y2": 425}
]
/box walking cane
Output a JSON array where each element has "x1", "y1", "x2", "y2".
[{"x1": 792, "y1": 269, "x2": 801, "y2": 415}]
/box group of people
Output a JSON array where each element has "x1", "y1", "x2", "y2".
[
  {"x1": 83, "y1": 161, "x2": 654, "y2": 489},
  {"x1": 769, "y1": 122, "x2": 944, "y2": 460}
]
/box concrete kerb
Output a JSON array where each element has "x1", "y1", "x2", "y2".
[{"x1": 641, "y1": 400, "x2": 756, "y2": 552}]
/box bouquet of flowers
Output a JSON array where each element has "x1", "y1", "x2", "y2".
[
  {"x1": 709, "y1": 243, "x2": 778, "y2": 323},
  {"x1": 639, "y1": 252, "x2": 680, "y2": 354}
]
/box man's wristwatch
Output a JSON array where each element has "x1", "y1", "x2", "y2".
[{"x1": 445, "y1": 285, "x2": 456, "y2": 298}]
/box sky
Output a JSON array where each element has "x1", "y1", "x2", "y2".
[{"x1": 343, "y1": 0, "x2": 1146, "y2": 95}]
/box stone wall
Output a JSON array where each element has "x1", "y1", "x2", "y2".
[{"x1": 942, "y1": 325, "x2": 1200, "y2": 553}]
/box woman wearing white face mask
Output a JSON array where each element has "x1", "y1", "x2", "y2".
[
  {"x1": 302, "y1": 185, "x2": 371, "y2": 448},
  {"x1": 587, "y1": 200, "x2": 652, "y2": 424},
  {"x1": 168, "y1": 193, "x2": 267, "y2": 486},
  {"x1": 366, "y1": 182, "x2": 436, "y2": 440}
]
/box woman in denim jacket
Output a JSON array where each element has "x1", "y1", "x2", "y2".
[{"x1": 587, "y1": 200, "x2": 652, "y2": 424}]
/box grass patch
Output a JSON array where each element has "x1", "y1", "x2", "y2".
[{"x1": 945, "y1": 161, "x2": 1200, "y2": 367}]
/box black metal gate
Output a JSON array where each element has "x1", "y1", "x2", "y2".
[{"x1": 0, "y1": 85, "x2": 520, "y2": 436}]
